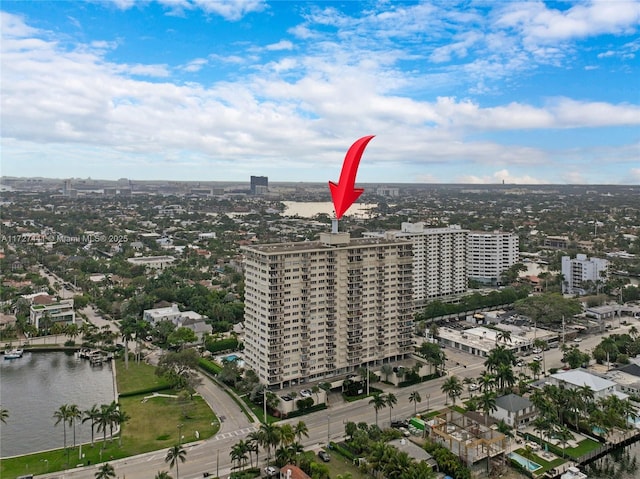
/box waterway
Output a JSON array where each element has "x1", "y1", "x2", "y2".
[
  {"x1": 584, "y1": 441, "x2": 640, "y2": 479},
  {"x1": 0, "y1": 351, "x2": 115, "y2": 458},
  {"x1": 281, "y1": 201, "x2": 377, "y2": 218}
]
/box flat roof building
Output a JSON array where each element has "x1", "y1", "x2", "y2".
[
  {"x1": 242, "y1": 231, "x2": 414, "y2": 388},
  {"x1": 364, "y1": 223, "x2": 468, "y2": 307}
]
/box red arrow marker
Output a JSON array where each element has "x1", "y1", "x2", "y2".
[{"x1": 329, "y1": 135, "x2": 375, "y2": 219}]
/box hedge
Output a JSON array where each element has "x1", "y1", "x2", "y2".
[
  {"x1": 199, "y1": 358, "x2": 223, "y2": 374},
  {"x1": 286, "y1": 403, "x2": 327, "y2": 419},
  {"x1": 205, "y1": 337, "x2": 239, "y2": 354},
  {"x1": 118, "y1": 384, "x2": 173, "y2": 398},
  {"x1": 329, "y1": 441, "x2": 357, "y2": 461}
]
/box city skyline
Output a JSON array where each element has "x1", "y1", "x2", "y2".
[{"x1": 2, "y1": 1, "x2": 639, "y2": 185}]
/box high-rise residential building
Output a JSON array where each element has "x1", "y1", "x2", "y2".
[
  {"x1": 561, "y1": 254, "x2": 609, "y2": 295},
  {"x1": 364, "y1": 223, "x2": 468, "y2": 307},
  {"x1": 250, "y1": 175, "x2": 268, "y2": 195},
  {"x1": 467, "y1": 231, "x2": 519, "y2": 286},
  {"x1": 242, "y1": 231, "x2": 414, "y2": 389}
]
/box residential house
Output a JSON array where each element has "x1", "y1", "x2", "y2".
[{"x1": 492, "y1": 393, "x2": 536, "y2": 429}]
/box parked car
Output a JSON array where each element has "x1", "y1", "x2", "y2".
[
  {"x1": 398, "y1": 427, "x2": 411, "y2": 437},
  {"x1": 533, "y1": 355, "x2": 543, "y2": 362},
  {"x1": 318, "y1": 450, "x2": 331, "y2": 462},
  {"x1": 391, "y1": 420, "x2": 409, "y2": 428},
  {"x1": 573, "y1": 337, "x2": 582, "y2": 343},
  {"x1": 265, "y1": 466, "x2": 277, "y2": 477}
]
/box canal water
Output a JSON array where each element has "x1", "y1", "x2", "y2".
[
  {"x1": 0, "y1": 351, "x2": 115, "y2": 458},
  {"x1": 584, "y1": 441, "x2": 640, "y2": 479}
]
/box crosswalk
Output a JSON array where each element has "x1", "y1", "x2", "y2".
[{"x1": 212, "y1": 426, "x2": 258, "y2": 441}]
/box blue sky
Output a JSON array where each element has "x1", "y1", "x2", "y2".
[{"x1": 1, "y1": 0, "x2": 639, "y2": 184}]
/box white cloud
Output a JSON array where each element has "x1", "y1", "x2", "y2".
[
  {"x1": 497, "y1": 0, "x2": 640, "y2": 43},
  {"x1": 265, "y1": 40, "x2": 294, "y2": 51},
  {"x1": 181, "y1": 58, "x2": 208, "y2": 72}
]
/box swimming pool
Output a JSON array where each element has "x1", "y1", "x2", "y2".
[
  {"x1": 509, "y1": 452, "x2": 543, "y2": 472},
  {"x1": 225, "y1": 354, "x2": 239, "y2": 362}
]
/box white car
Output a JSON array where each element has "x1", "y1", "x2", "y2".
[
  {"x1": 265, "y1": 466, "x2": 277, "y2": 477},
  {"x1": 573, "y1": 337, "x2": 582, "y2": 343},
  {"x1": 533, "y1": 355, "x2": 543, "y2": 362}
]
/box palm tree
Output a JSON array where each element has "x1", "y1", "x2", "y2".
[
  {"x1": 441, "y1": 375, "x2": 463, "y2": 405},
  {"x1": 258, "y1": 422, "x2": 281, "y2": 466},
  {"x1": 95, "y1": 463, "x2": 116, "y2": 479},
  {"x1": 53, "y1": 404, "x2": 72, "y2": 451},
  {"x1": 495, "y1": 329, "x2": 512, "y2": 345},
  {"x1": 68, "y1": 404, "x2": 81, "y2": 448},
  {"x1": 479, "y1": 390, "x2": 497, "y2": 426},
  {"x1": 0, "y1": 407, "x2": 8, "y2": 423},
  {"x1": 165, "y1": 444, "x2": 187, "y2": 479},
  {"x1": 408, "y1": 391, "x2": 421, "y2": 416},
  {"x1": 279, "y1": 423, "x2": 295, "y2": 446},
  {"x1": 230, "y1": 440, "x2": 249, "y2": 471},
  {"x1": 112, "y1": 407, "x2": 130, "y2": 447},
  {"x1": 83, "y1": 404, "x2": 101, "y2": 446},
  {"x1": 293, "y1": 420, "x2": 309, "y2": 443},
  {"x1": 386, "y1": 393, "x2": 398, "y2": 425},
  {"x1": 155, "y1": 472, "x2": 173, "y2": 479},
  {"x1": 247, "y1": 430, "x2": 262, "y2": 466},
  {"x1": 369, "y1": 393, "x2": 386, "y2": 427},
  {"x1": 97, "y1": 403, "x2": 112, "y2": 447}
]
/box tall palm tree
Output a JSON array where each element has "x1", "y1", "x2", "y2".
[
  {"x1": 97, "y1": 403, "x2": 113, "y2": 448},
  {"x1": 95, "y1": 462, "x2": 116, "y2": 479},
  {"x1": 165, "y1": 444, "x2": 187, "y2": 479},
  {"x1": 479, "y1": 390, "x2": 497, "y2": 426},
  {"x1": 155, "y1": 472, "x2": 173, "y2": 479},
  {"x1": 83, "y1": 404, "x2": 101, "y2": 446},
  {"x1": 53, "y1": 404, "x2": 72, "y2": 451},
  {"x1": 279, "y1": 423, "x2": 295, "y2": 446},
  {"x1": 247, "y1": 430, "x2": 262, "y2": 466},
  {"x1": 495, "y1": 329, "x2": 512, "y2": 345},
  {"x1": 230, "y1": 440, "x2": 249, "y2": 471},
  {"x1": 441, "y1": 375, "x2": 463, "y2": 405},
  {"x1": 0, "y1": 407, "x2": 8, "y2": 423},
  {"x1": 369, "y1": 393, "x2": 386, "y2": 427},
  {"x1": 112, "y1": 407, "x2": 131, "y2": 446},
  {"x1": 408, "y1": 391, "x2": 421, "y2": 416},
  {"x1": 68, "y1": 404, "x2": 81, "y2": 448},
  {"x1": 386, "y1": 393, "x2": 398, "y2": 425},
  {"x1": 293, "y1": 420, "x2": 309, "y2": 443},
  {"x1": 258, "y1": 422, "x2": 281, "y2": 466}
]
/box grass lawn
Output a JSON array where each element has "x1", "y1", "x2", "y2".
[
  {"x1": 116, "y1": 358, "x2": 171, "y2": 394},
  {"x1": 321, "y1": 453, "x2": 368, "y2": 479},
  {"x1": 564, "y1": 438, "x2": 601, "y2": 458}
]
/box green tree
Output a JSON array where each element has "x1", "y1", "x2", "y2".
[
  {"x1": 165, "y1": 444, "x2": 187, "y2": 479},
  {"x1": 53, "y1": 404, "x2": 72, "y2": 453},
  {"x1": 155, "y1": 472, "x2": 173, "y2": 479},
  {"x1": 386, "y1": 392, "x2": 398, "y2": 425},
  {"x1": 83, "y1": 404, "x2": 101, "y2": 446},
  {"x1": 95, "y1": 463, "x2": 116, "y2": 479},
  {"x1": 0, "y1": 407, "x2": 8, "y2": 423},
  {"x1": 369, "y1": 393, "x2": 387, "y2": 427},
  {"x1": 441, "y1": 375, "x2": 463, "y2": 405},
  {"x1": 408, "y1": 391, "x2": 422, "y2": 416},
  {"x1": 479, "y1": 390, "x2": 497, "y2": 426}
]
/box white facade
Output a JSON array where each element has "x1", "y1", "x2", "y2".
[
  {"x1": 30, "y1": 299, "x2": 75, "y2": 329},
  {"x1": 467, "y1": 231, "x2": 519, "y2": 285},
  {"x1": 492, "y1": 393, "x2": 536, "y2": 428},
  {"x1": 242, "y1": 232, "x2": 414, "y2": 388},
  {"x1": 364, "y1": 223, "x2": 468, "y2": 307},
  {"x1": 561, "y1": 254, "x2": 609, "y2": 295}
]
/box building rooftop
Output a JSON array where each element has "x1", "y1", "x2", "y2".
[
  {"x1": 243, "y1": 233, "x2": 410, "y2": 253},
  {"x1": 495, "y1": 393, "x2": 533, "y2": 413},
  {"x1": 550, "y1": 369, "x2": 616, "y2": 392}
]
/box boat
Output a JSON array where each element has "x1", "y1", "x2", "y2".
[
  {"x1": 561, "y1": 466, "x2": 587, "y2": 479},
  {"x1": 4, "y1": 348, "x2": 24, "y2": 359}
]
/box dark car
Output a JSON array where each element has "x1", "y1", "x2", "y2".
[
  {"x1": 318, "y1": 450, "x2": 331, "y2": 462},
  {"x1": 391, "y1": 420, "x2": 409, "y2": 428}
]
